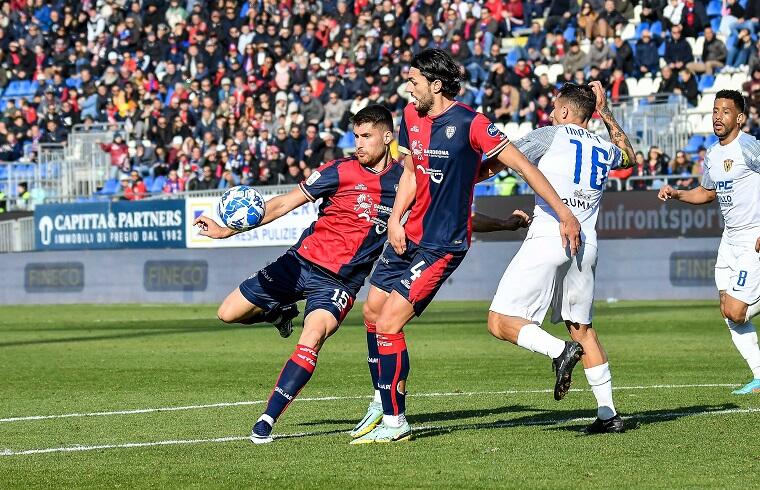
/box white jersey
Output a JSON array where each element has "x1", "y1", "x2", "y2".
[
  {"x1": 515, "y1": 124, "x2": 623, "y2": 244},
  {"x1": 702, "y1": 131, "x2": 760, "y2": 242}
]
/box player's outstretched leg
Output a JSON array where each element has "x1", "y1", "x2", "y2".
[
  {"x1": 722, "y1": 293, "x2": 760, "y2": 394},
  {"x1": 351, "y1": 292, "x2": 414, "y2": 445},
  {"x1": 488, "y1": 311, "x2": 583, "y2": 400},
  {"x1": 566, "y1": 322, "x2": 624, "y2": 434},
  {"x1": 350, "y1": 289, "x2": 388, "y2": 438},
  {"x1": 251, "y1": 310, "x2": 338, "y2": 444},
  {"x1": 217, "y1": 288, "x2": 299, "y2": 338}
]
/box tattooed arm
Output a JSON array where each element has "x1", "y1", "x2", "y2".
[{"x1": 589, "y1": 81, "x2": 636, "y2": 168}]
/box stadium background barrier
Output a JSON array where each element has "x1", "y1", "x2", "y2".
[{"x1": 0, "y1": 237, "x2": 722, "y2": 305}]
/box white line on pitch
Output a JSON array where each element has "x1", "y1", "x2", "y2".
[
  {"x1": 2, "y1": 406, "x2": 757, "y2": 457},
  {"x1": 0, "y1": 383, "x2": 737, "y2": 424}
]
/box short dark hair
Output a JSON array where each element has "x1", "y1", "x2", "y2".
[
  {"x1": 351, "y1": 104, "x2": 393, "y2": 132},
  {"x1": 557, "y1": 83, "x2": 597, "y2": 121},
  {"x1": 715, "y1": 89, "x2": 746, "y2": 114},
  {"x1": 411, "y1": 48, "x2": 462, "y2": 97}
]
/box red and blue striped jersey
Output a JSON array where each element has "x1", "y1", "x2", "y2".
[
  {"x1": 296, "y1": 156, "x2": 403, "y2": 286},
  {"x1": 398, "y1": 102, "x2": 511, "y2": 252}
]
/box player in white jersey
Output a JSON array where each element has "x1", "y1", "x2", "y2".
[
  {"x1": 485, "y1": 82, "x2": 635, "y2": 433},
  {"x1": 659, "y1": 90, "x2": 760, "y2": 395}
]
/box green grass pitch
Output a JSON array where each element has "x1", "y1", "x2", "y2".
[{"x1": 0, "y1": 301, "x2": 758, "y2": 488}]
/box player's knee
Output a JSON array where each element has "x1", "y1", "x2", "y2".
[
  {"x1": 362, "y1": 301, "x2": 380, "y2": 324},
  {"x1": 567, "y1": 323, "x2": 595, "y2": 343},
  {"x1": 724, "y1": 306, "x2": 748, "y2": 325},
  {"x1": 487, "y1": 311, "x2": 513, "y2": 340},
  {"x1": 216, "y1": 304, "x2": 236, "y2": 324}
]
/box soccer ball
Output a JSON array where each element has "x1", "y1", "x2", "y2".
[{"x1": 217, "y1": 185, "x2": 266, "y2": 231}]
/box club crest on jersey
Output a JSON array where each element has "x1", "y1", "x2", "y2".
[
  {"x1": 723, "y1": 159, "x2": 733, "y2": 172},
  {"x1": 445, "y1": 125, "x2": 456, "y2": 139}
]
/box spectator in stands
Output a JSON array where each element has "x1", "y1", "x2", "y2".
[
  {"x1": 595, "y1": 0, "x2": 628, "y2": 38},
  {"x1": 562, "y1": 41, "x2": 589, "y2": 76},
  {"x1": 15, "y1": 182, "x2": 30, "y2": 211},
  {"x1": 544, "y1": 0, "x2": 579, "y2": 34},
  {"x1": 720, "y1": 0, "x2": 753, "y2": 37},
  {"x1": 687, "y1": 27, "x2": 727, "y2": 75},
  {"x1": 727, "y1": 28, "x2": 754, "y2": 68},
  {"x1": 122, "y1": 171, "x2": 146, "y2": 201},
  {"x1": 664, "y1": 24, "x2": 694, "y2": 71},
  {"x1": 40, "y1": 118, "x2": 67, "y2": 144},
  {"x1": 609, "y1": 68, "x2": 630, "y2": 103},
  {"x1": 631, "y1": 151, "x2": 649, "y2": 190},
  {"x1": 492, "y1": 83, "x2": 519, "y2": 123},
  {"x1": 188, "y1": 165, "x2": 219, "y2": 191},
  {"x1": 163, "y1": 168, "x2": 184, "y2": 194},
  {"x1": 672, "y1": 151, "x2": 696, "y2": 189},
  {"x1": 613, "y1": 35, "x2": 635, "y2": 76},
  {"x1": 319, "y1": 132, "x2": 344, "y2": 163},
  {"x1": 282, "y1": 162, "x2": 303, "y2": 185},
  {"x1": 99, "y1": 133, "x2": 129, "y2": 180},
  {"x1": 675, "y1": 68, "x2": 699, "y2": 107},
  {"x1": 589, "y1": 36, "x2": 615, "y2": 75},
  {"x1": 577, "y1": 2, "x2": 599, "y2": 41},
  {"x1": 651, "y1": 65, "x2": 680, "y2": 104},
  {"x1": 647, "y1": 145, "x2": 670, "y2": 177},
  {"x1": 678, "y1": 0, "x2": 708, "y2": 38},
  {"x1": 0, "y1": 189, "x2": 5, "y2": 213},
  {"x1": 744, "y1": 67, "x2": 760, "y2": 111},
  {"x1": 516, "y1": 77, "x2": 537, "y2": 123},
  {"x1": 663, "y1": 0, "x2": 685, "y2": 30}
]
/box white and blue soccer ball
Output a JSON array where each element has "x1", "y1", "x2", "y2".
[{"x1": 217, "y1": 185, "x2": 266, "y2": 231}]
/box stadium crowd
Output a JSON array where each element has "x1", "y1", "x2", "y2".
[{"x1": 0, "y1": 0, "x2": 758, "y2": 200}]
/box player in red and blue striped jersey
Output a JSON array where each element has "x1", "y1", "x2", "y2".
[
  {"x1": 351, "y1": 49, "x2": 582, "y2": 444},
  {"x1": 194, "y1": 105, "x2": 404, "y2": 444}
]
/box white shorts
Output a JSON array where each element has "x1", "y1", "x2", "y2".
[
  {"x1": 489, "y1": 235, "x2": 597, "y2": 325},
  {"x1": 715, "y1": 238, "x2": 760, "y2": 306}
]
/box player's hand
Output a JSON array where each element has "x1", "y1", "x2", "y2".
[
  {"x1": 559, "y1": 212, "x2": 581, "y2": 256},
  {"x1": 589, "y1": 80, "x2": 607, "y2": 113},
  {"x1": 194, "y1": 215, "x2": 235, "y2": 239},
  {"x1": 755, "y1": 236, "x2": 760, "y2": 253},
  {"x1": 388, "y1": 219, "x2": 407, "y2": 255},
  {"x1": 657, "y1": 185, "x2": 679, "y2": 201},
  {"x1": 505, "y1": 209, "x2": 532, "y2": 230}
]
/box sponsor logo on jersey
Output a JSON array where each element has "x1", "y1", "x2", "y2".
[
  {"x1": 573, "y1": 189, "x2": 594, "y2": 201},
  {"x1": 562, "y1": 197, "x2": 594, "y2": 210},
  {"x1": 354, "y1": 194, "x2": 391, "y2": 234},
  {"x1": 355, "y1": 183, "x2": 367, "y2": 191},
  {"x1": 723, "y1": 159, "x2": 733, "y2": 172},
  {"x1": 306, "y1": 170, "x2": 321, "y2": 185},
  {"x1": 410, "y1": 125, "x2": 420, "y2": 133},
  {"x1": 445, "y1": 125, "x2": 456, "y2": 139},
  {"x1": 416, "y1": 165, "x2": 444, "y2": 184}
]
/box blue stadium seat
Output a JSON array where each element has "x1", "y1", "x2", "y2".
[
  {"x1": 337, "y1": 131, "x2": 355, "y2": 150},
  {"x1": 98, "y1": 178, "x2": 121, "y2": 195},
  {"x1": 0, "y1": 165, "x2": 7, "y2": 178},
  {"x1": 563, "y1": 26, "x2": 576, "y2": 43},
  {"x1": 740, "y1": 0, "x2": 748, "y2": 8},
  {"x1": 705, "y1": 134, "x2": 719, "y2": 147},
  {"x1": 711, "y1": 17, "x2": 721, "y2": 32},
  {"x1": 65, "y1": 78, "x2": 82, "y2": 89},
  {"x1": 698, "y1": 74, "x2": 715, "y2": 92},
  {"x1": 657, "y1": 41, "x2": 666, "y2": 56},
  {"x1": 474, "y1": 184, "x2": 496, "y2": 197},
  {"x1": 143, "y1": 176, "x2": 154, "y2": 190},
  {"x1": 684, "y1": 135, "x2": 705, "y2": 153},
  {"x1": 4, "y1": 80, "x2": 22, "y2": 97},
  {"x1": 707, "y1": 0, "x2": 722, "y2": 17},
  {"x1": 150, "y1": 176, "x2": 167, "y2": 193},
  {"x1": 506, "y1": 48, "x2": 521, "y2": 67},
  {"x1": 650, "y1": 21, "x2": 663, "y2": 38}
]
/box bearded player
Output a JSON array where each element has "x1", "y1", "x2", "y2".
[
  {"x1": 659, "y1": 90, "x2": 760, "y2": 395},
  {"x1": 351, "y1": 49, "x2": 581, "y2": 444}
]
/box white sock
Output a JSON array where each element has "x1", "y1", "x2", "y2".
[
  {"x1": 373, "y1": 390, "x2": 382, "y2": 404},
  {"x1": 258, "y1": 414, "x2": 275, "y2": 427},
  {"x1": 382, "y1": 413, "x2": 406, "y2": 428},
  {"x1": 745, "y1": 301, "x2": 760, "y2": 323},
  {"x1": 584, "y1": 362, "x2": 617, "y2": 420},
  {"x1": 516, "y1": 323, "x2": 566, "y2": 359},
  {"x1": 726, "y1": 319, "x2": 760, "y2": 379}
]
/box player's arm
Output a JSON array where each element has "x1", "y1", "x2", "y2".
[
  {"x1": 657, "y1": 185, "x2": 716, "y2": 204},
  {"x1": 472, "y1": 210, "x2": 532, "y2": 232},
  {"x1": 194, "y1": 187, "x2": 310, "y2": 239},
  {"x1": 477, "y1": 158, "x2": 506, "y2": 182},
  {"x1": 590, "y1": 81, "x2": 635, "y2": 168},
  {"x1": 387, "y1": 153, "x2": 416, "y2": 254},
  {"x1": 495, "y1": 145, "x2": 581, "y2": 255}
]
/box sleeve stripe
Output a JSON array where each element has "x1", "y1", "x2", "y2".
[
  {"x1": 397, "y1": 145, "x2": 411, "y2": 155},
  {"x1": 484, "y1": 138, "x2": 512, "y2": 159},
  {"x1": 298, "y1": 183, "x2": 316, "y2": 202}
]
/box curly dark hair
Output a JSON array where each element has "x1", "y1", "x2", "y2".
[{"x1": 411, "y1": 49, "x2": 463, "y2": 98}]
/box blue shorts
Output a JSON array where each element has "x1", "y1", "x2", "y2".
[
  {"x1": 370, "y1": 240, "x2": 466, "y2": 316},
  {"x1": 239, "y1": 250, "x2": 359, "y2": 324}
]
